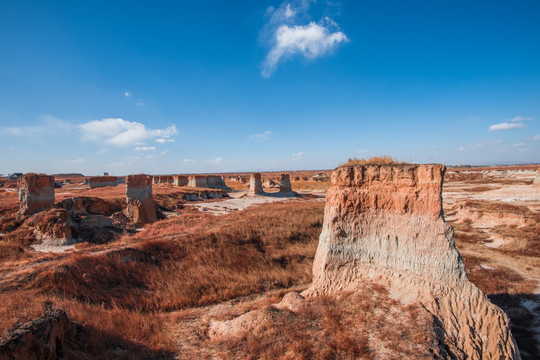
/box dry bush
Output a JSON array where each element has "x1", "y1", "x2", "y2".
[{"x1": 343, "y1": 155, "x2": 401, "y2": 166}]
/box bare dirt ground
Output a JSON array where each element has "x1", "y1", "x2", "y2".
[{"x1": 0, "y1": 167, "x2": 538, "y2": 358}]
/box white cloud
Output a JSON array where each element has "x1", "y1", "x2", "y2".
[
  {"x1": 136, "y1": 99, "x2": 144, "y2": 106},
  {"x1": 292, "y1": 151, "x2": 304, "y2": 160},
  {"x1": 284, "y1": 4, "x2": 295, "y2": 18},
  {"x1": 459, "y1": 147, "x2": 465, "y2": 151},
  {"x1": 261, "y1": 1, "x2": 348, "y2": 77},
  {"x1": 510, "y1": 115, "x2": 532, "y2": 122},
  {"x1": 155, "y1": 138, "x2": 175, "y2": 144},
  {"x1": 145, "y1": 154, "x2": 154, "y2": 159},
  {"x1": 533, "y1": 134, "x2": 540, "y2": 141},
  {"x1": 183, "y1": 159, "x2": 196, "y2": 163},
  {"x1": 511, "y1": 142, "x2": 524, "y2": 148},
  {"x1": 249, "y1": 130, "x2": 273, "y2": 141},
  {"x1": 124, "y1": 92, "x2": 132, "y2": 97},
  {"x1": 79, "y1": 118, "x2": 177, "y2": 147},
  {"x1": 211, "y1": 157, "x2": 224, "y2": 163},
  {"x1": 161, "y1": 150, "x2": 168, "y2": 155},
  {"x1": 66, "y1": 158, "x2": 86, "y2": 163},
  {"x1": 134, "y1": 146, "x2": 156, "y2": 152},
  {"x1": 263, "y1": 21, "x2": 348, "y2": 77},
  {"x1": 488, "y1": 122, "x2": 524, "y2": 131}
]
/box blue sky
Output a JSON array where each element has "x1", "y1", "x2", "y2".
[{"x1": 1, "y1": 0, "x2": 539, "y2": 175}]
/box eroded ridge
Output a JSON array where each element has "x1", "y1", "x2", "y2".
[{"x1": 304, "y1": 163, "x2": 521, "y2": 359}]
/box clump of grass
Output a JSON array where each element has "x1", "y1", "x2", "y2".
[{"x1": 343, "y1": 155, "x2": 403, "y2": 166}]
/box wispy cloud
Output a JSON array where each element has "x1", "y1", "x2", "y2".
[
  {"x1": 124, "y1": 92, "x2": 132, "y2": 97},
  {"x1": 134, "y1": 146, "x2": 156, "y2": 152},
  {"x1": 210, "y1": 157, "x2": 225, "y2": 163},
  {"x1": 460, "y1": 139, "x2": 504, "y2": 151},
  {"x1": 66, "y1": 158, "x2": 86, "y2": 163},
  {"x1": 292, "y1": 151, "x2": 304, "y2": 160},
  {"x1": 183, "y1": 159, "x2": 196, "y2": 163},
  {"x1": 79, "y1": 118, "x2": 177, "y2": 147},
  {"x1": 488, "y1": 122, "x2": 524, "y2": 131},
  {"x1": 136, "y1": 99, "x2": 144, "y2": 106},
  {"x1": 155, "y1": 138, "x2": 175, "y2": 144},
  {"x1": 510, "y1": 115, "x2": 532, "y2": 122},
  {"x1": 511, "y1": 142, "x2": 524, "y2": 148},
  {"x1": 261, "y1": 1, "x2": 348, "y2": 77},
  {"x1": 0, "y1": 115, "x2": 74, "y2": 137},
  {"x1": 249, "y1": 130, "x2": 273, "y2": 141}
]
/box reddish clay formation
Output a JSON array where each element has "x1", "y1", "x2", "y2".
[
  {"x1": 125, "y1": 174, "x2": 156, "y2": 225},
  {"x1": 278, "y1": 174, "x2": 292, "y2": 193},
  {"x1": 173, "y1": 175, "x2": 189, "y2": 186},
  {"x1": 188, "y1": 175, "x2": 208, "y2": 188},
  {"x1": 249, "y1": 173, "x2": 263, "y2": 195},
  {"x1": 88, "y1": 176, "x2": 118, "y2": 189},
  {"x1": 304, "y1": 164, "x2": 521, "y2": 359},
  {"x1": 17, "y1": 174, "x2": 55, "y2": 215},
  {"x1": 206, "y1": 175, "x2": 229, "y2": 190}
]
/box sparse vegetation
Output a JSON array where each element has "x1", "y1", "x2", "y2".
[{"x1": 343, "y1": 155, "x2": 401, "y2": 166}]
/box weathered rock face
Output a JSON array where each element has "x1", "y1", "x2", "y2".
[
  {"x1": 153, "y1": 176, "x2": 160, "y2": 185},
  {"x1": 173, "y1": 175, "x2": 189, "y2": 186},
  {"x1": 188, "y1": 175, "x2": 208, "y2": 188},
  {"x1": 57, "y1": 197, "x2": 117, "y2": 216},
  {"x1": 249, "y1": 173, "x2": 263, "y2": 195},
  {"x1": 0, "y1": 307, "x2": 69, "y2": 360},
  {"x1": 17, "y1": 174, "x2": 55, "y2": 215},
  {"x1": 206, "y1": 175, "x2": 230, "y2": 190},
  {"x1": 26, "y1": 208, "x2": 72, "y2": 241},
  {"x1": 279, "y1": 174, "x2": 292, "y2": 193},
  {"x1": 125, "y1": 174, "x2": 156, "y2": 225},
  {"x1": 534, "y1": 167, "x2": 540, "y2": 186},
  {"x1": 88, "y1": 176, "x2": 118, "y2": 189},
  {"x1": 304, "y1": 164, "x2": 521, "y2": 359}
]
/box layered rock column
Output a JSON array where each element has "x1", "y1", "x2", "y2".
[
  {"x1": 278, "y1": 174, "x2": 292, "y2": 193},
  {"x1": 188, "y1": 175, "x2": 208, "y2": 188},
  {"x1": 17, "y1": 174, "x2": 55, "y2": 215},
  {"x1": 125, "y1": 174, "x2": 156, "y2": 225},
  {"x1": 173, "y1": 175, "x2": 189, "y2": 186},
  {"x1": 304, "y1": 164, "x2": 520, "y2": 359},
  {"x1": 88, "y1": 176, "x2": 118, "y2": 189},
  {"x1": 534, "y1": 167, "x2": 540, "y2": 186},
  {"x1": 249, "y1": 173, "x2": 263, "y2": 195},
  {"x1": 206, "y1": 175, "x2": 228, "y2": 189}
]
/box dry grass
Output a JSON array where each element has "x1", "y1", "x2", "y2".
[
  {"x1": 343, "y1": 155, "x2": 401, "y2": 166},
  {"x1": 290, "y1": 180, "x2": 331, "y2": 191},
  {"x1": 0, "y1": 200, "x2": 325, "y2": 356},
  {"x1": 208, "y1": 285, "x2": 439, "y2": 360}
]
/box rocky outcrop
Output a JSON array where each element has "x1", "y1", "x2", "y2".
[
  {"x1": 88, "y1": 176, "x2": 118, "y2": 189},
  {"x1": 249, "y1": 173, "x2": 263, "y2": 195},
  {"x1": 125, "y1": 174, "x2": 156, "y2": 225},
  {"x1": 303, "y1": 164, "x2": 521, "y2": 359},
  {"x1": 25, "y1": 208, "x2": 72, "y2": 242},
  {"x1": 152, "y1": 176, "x2": 160, "y2": 185},
  {"x1": 534, "y1": 167, "x2": 540, "y2": 186},
  {"x1": 188, "y1": 175, "x2": 208, "y2": 188},
  {"x1": 0, "y1": 307, "x2": 69, "y2": 360},
  {"x1": 174, "y1": 175, "x2": 189, "y2": 186},
  {"x1": 57, "y1": 197, "x2": 117, "y2": 216},
  {"x1": 279, "y1": 174, "x2": 292, "y2": 193},
  {"x1": 17, "y1": 174, "x2": 55, "y2": 215}
]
